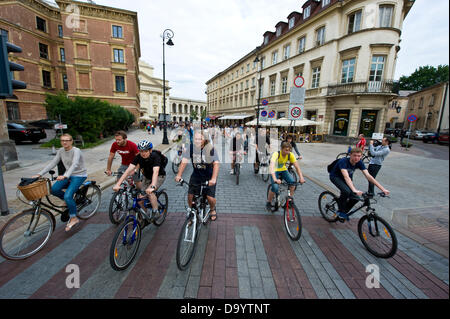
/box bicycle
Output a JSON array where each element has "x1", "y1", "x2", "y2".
[
  {"x1": 266, "y1": 181, "x2": 303, "y2": 241},
  {"x1": 257, "y1": 150, "x2": 270, "y2": 182},
  {"x1": 175, "y1": 179, "x2": 211, "y2": 270},
  {"x1": 109, "y1": 186, "x2": 168, "y2": 271},
  {"x1": 336, "y1": 146, "x2": 371, "y2": 165},
  {"x1": 107, "y1": 171, "x2": 137, "y2": 225},
  {"x1": 318, "y1": 191, "x2": 397, "y2": 258},
  {"x1": 1, "y1": 170, "x2": 101, "y2": 260},
  {"x1": 172, "y1": 145, "x2": 184, "y2": 174},
  {"x1": 232, "y1": 150, "x2": 245, "y2": 185},
  {"x1": 285, "y1": 156, "x2": 301, "y2": 187}
]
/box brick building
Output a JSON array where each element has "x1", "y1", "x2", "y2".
[{"x1": 0, "y1": 0, "x2": 141, "y2": 121}]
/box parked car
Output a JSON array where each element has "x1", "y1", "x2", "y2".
[
  {"x1": 7, "y1": 121, "x2": 47, "y2": 143},
  {"x1": 438, "y1": 131, "x2": 449, "y2": 145},
  {"x1": 412, "y1": 130, "x2": 428, "y2": 140},
  {"x1": 422, "y1": 132, "x2": 438, "y2": 143},
  {"x1": 29, "y1": 119, "x2": 58, "y2": 129}
]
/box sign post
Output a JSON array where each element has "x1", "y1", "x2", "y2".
[{"x1": 405, "y1": 114, "x2": 417, "y2": 151}]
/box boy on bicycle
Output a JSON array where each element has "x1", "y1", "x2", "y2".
[
  {"x1": 266, "y1": 141, "x2": 305, "y2": 212},
  {"x1": 329, "y1": 147, "x2": 389, "y2": 221},
  {"x1": 229, "y1": 131, "x2": 246, "y2": 175}
]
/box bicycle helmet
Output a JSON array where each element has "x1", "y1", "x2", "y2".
[{"x1": 137, "y1": 140, "x2": 153, "y2": 150}]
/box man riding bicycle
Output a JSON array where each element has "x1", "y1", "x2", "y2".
[
  {"x1": 329, "y1": 147, "x2": 389, "y2": 221},
  {"x1": 266, "y1": 142, "x2": 305, "y2": 211},
  {"x1": 106, "y1": 130, "x2": 139, "y2": 182},
  {"x1": 229, "y1": 131, "x2": 247, "y2": 175},
  {"x1": 175, "y1": 130, "x2": 220, "y2": 221},
  {"x1": 113, "y1": 140, "x2": 166, "y2": 220},
  {"x1": 253, "y1": 128, "x2": 271, "y2": 174}
]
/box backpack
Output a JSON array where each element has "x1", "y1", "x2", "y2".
[
  {"x1": 153, "y1": 149, "x2": 168, "y2": 169},
  {"x1": 327, "y1": 158, "x2": 340, "y2": 173}
]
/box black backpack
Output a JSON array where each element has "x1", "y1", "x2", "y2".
[
  {"x1": 153, "y1": 149, "x2": 168, "y2": 169},
  {"x1": 327, "y1": 158, "x2": 340, "y2": 173}
]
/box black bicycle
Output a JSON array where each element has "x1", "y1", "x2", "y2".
[
  {"x1": 109, "y1": 186, "x2": 168, "y2": 271},
  {"x1": 2, "y1": 170, "x2": 101, "y2": 260},
  {"x1": 175, "y1": 179, "x2": 211, "y2": 270},
  {"x1": 266, "y1": 181, "x2": 303, "y2": 241},
  {"x1": 318, "y1": 191, "x2": 397, "y2": 258},
  {"x1": 107, "y1": 171, "x2": 136, "y2": 225},
  {"x1": 232, "y1": 151, "x2": 245, "y2": 185},
  {"x1": 336, "y1": 146, "x2": 371, "y2": 165}
]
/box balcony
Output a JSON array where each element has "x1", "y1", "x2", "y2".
[{"x1": 327, "y1": 80, "x2": 394, "y2": 96}]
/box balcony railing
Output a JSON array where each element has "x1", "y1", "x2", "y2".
[{"x1": 327, "y1": 80, "x2": 394, "y2": 96}]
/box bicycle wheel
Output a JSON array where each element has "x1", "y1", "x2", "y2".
[
  {"x1": 235, "y1": 163, "x2": 240, "y2": 185},
  {"x1": 77, "y1": 184, "x2": 101, "y2": 220},
  {"x1": 336, "y1": 152, "x2": 349, "y2": 160},
  {"x1": 358, "y1": 215, "x2": 397, "y2": 258},
  {"x1": 109, "y1": 190, "x2": 129, "y2": 225},
  {"x1": 260, "y1": 163, "x2": 269, "y2": 182},
  {"x1": 266, "y1": 184, "x2": 279, "y2": 212},
  {"x1": 0, "y1": 208, "x2": 54, "y2": 260},
  {"x1": 318, "y1": 191, "x2": 339, "y2": 222},
  {"x1": 176, "y1": 216, "x2": 198, "y2": 270},
  {"x1": 172, "y1": 156, "x2": 181, "y2": 174},
  {"x1": 284, "y1": 200, "x2": 302, "y2": 241},
  {"x1": 153, "y1": 191, "x2": 168, "y2": 226},
  {"x1": 110, "y1": 217, "x2": 142, "y2": 271}
]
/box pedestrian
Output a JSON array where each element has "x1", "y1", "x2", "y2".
[
  {"x1": 367, "y1": 137, "x2": 391, "y2": 196},
  {"x1": 356, "y1": 134, "x2": 366, "y2": 151},
  {"x1": 400, "y1": 129, "x2": 406, "y2": 144},
  {"x1": 152, "y1": 123, "x2": 155, "y2": 135},
  {"x1": 146, "y1": 123, "x2": 151, "y2": 134}
]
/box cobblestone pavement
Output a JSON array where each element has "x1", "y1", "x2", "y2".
[{"x1": 0, "y1": 158, "x2": 448, "y2": 299}]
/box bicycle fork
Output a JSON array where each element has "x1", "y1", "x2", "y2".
[
  {"x1": 122, "y1": 215, "x2": 139, "y2": 245},
  {"x1": 285, "y1": 197, "x2": 296, "y2": 222}
]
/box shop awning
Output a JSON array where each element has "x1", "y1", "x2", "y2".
[
  {"x1": 245, "y1": 118, "x2": 323, "y2": 127},
  {"x1": 218, "y1": 114, "x2": 254, "y2": 120}
]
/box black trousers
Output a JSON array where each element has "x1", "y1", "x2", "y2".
[
  {"x1": 330, "y1": 176, "x2": 359, "y2": 213},
  {"x1": 367, "y1": 164, "x2": 382, "y2": 195}
]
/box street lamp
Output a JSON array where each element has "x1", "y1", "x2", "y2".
[
  {"x1": 162, "y1": 28, "x2": 174, "y2": 145},
  {"x1": 253, "y1": 53, "x2": 262, "y2": 137}
]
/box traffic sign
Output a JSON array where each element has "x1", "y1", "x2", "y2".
[
  {"x1": 54, "y1": 124, "x2": 67, "y2": 129},
  {"x1": 268, "y1": 110, "x2": 276, "y2": 119},
  {"x1": 294, "y1": 76, "x2": 305, "y2": 88},
  {"x1": 289, "y1": 87, "x2": 305, "y2": 104},
  {"x1": 407, "y1": 114, "x2": 418, "y2": 123},
  {"x1": 288, "y1": 105, "x2": 304, "y2": 120},
  {"x1": 259, "y1": 108, "x2": 268, "y2": 122},
  {"x1": 262, "y1": 99, "x2": 268, "y2": 106}
]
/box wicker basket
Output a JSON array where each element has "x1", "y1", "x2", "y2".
[{"x1": 17, "y1": 178, "x2": 50, "y2": 201}]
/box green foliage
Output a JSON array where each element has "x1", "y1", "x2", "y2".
[
  {"x1": 44, "y1": 92, "x2": 135, "y2": 143},
  {"x1": 401, "y1": 141, "x2": 413, "y2": 148},
  {"x1": 398, "y1": 65, "x2": 449, "y2": 91}
]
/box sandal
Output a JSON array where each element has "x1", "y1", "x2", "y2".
[
  {"x1": 65, "y1": 218, "x2": 80, "y2": 232},
  {"x1": 209, "y1": 209, "x2": 217, "y2": 221}
]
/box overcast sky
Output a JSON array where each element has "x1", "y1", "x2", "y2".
[{"x1": 71, "y1": 0, "x2": 449, "y2": 101}]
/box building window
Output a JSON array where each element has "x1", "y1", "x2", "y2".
[
  {"x1": 264, "y1": 35, "x2": 269, "y2": 45},
  {"x1": 39, "y1": 43, "x2": 48, "y2": 59},
  {"x1": 276, "y1": 26, "x2": 282, "y2": 37},
  {"x1": 281, "y1": 76, "x2": 288, "y2": 94},
  {"x1": 430, "y1": 94, "x2": 436, "y2": 106},
  {"x1": 322, "y1": 0, "x2": 330, "y2": 7},
  {"x1": 419, "y1": 97, "x2": 424, "y2": 109},
  {"x1": 316, "y1": 27, "x2": 325, "y2": 46},
  {"x1": 298, "y1": 36, "x2": 306, "y2": 53},
  {"x1": 62, "y1": 74, "x2": 68, "y2": 91},
  {"x1": 36, "y1": 16, "x2": 47, "y2": 32},
  {"x1": 259, "y1": 79, "x2": 264, "y2": 97},
  {"x1": 261, "y1": 56, "x2": 265, "y2": 69},
  {"x1": 58, "y1": 25, "x2": 63, "y2": 38},
  {"x1": 252, "y1": 77, "x2": 255, "y2": 87},
  {"x1": 42, "y1": 70, "x2": 51, "y2": 88},
  {"x1": 113, "y1": 48, "x2": 124, "y2": 63},
  {"x1": 304, "y1": 6, "x2": 311, "y2": 19},
  {"x1": 246, "y1": 80, "x2": 249, "y2": 89},
  {"x1": 112, "y1": 25, "x2": 123, "y2": 38},
  {"x1": 311, "y1": 67, "x2": 321, "y2": 88},
  {"x1": 348, "y1": 10, "x2": 362, "y2": 34},
  {"x1": 289, "y1": 17, "x2": 295, "y2": 29},
  {"x1": 283, "y1": 44, "x2": 291, "y2": 60},
  {"x1": 272, "y1": 51, "x2": 278, "y2": 65},
  {"x1": 270, "y1": 79, "x2": 276, "y2": 96},
  {"x1": 115, "y1": 75, "x2": 125, "y2": 92},
  {"x1": 6, "y1": 102, "x2": 20, "y2": 120},
  {"x1": 341, "y1": 58, "x2": 355, "y2": 83},
  {"x1": 369, "y1": 55, "x2": 385, "y2": 82},
  {"x1": 379, "y1": 5, "x2": 394, "y2": 28},
  {"x1": 247, "y1": 63, "x2": 250, "y2": 72},
  {"x1": 60, "y1": 48, "x2": 65, "y2": 62}
]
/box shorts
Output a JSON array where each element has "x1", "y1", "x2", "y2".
[
  {"x1": 269, "y1": 170, "x2": 295, "y2": 194},
  {"x1": 188, "y1": 175, "x2": 216, "y2": 198},
  {"x1": 142, "y1": 175, "x2": 166, "y2": 191}
]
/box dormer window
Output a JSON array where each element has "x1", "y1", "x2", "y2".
[
  {"x1": 264, "y1": 35, "x2": 269, "y2": 45},
  {"x1": 322, "y1": 0, "x2": 330, "y2": 7},
  {"x1": 303, "y1": 6, "x2": 311, "y2": 19},
  {"x1": 276, "y1": 26, "x2": 282, "y2": 36},
  {"x1": 289, "y1": 17, "x2": 295, "y2": 29}
]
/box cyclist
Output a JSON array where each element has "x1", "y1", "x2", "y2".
[
  {"x1": 356, "y1": 134, "x2": 366, "y2": 151},
  {"x1": 284, "y1": 134, "x2": 302, "y2": 160},
  {"x1": 105, "y1": 130, "x2": 139, "y2": 181},
  {"x1": 253, "y1": 128, "x2": 271, "y2": 174},
  {"x1": 32, "y1": 133, "x2": 87, "y2": 232},
  {"x1": 175, "y1": 130, "x2": 220, "y2": 221},
  {"x1": 229, "y1": 131, "x2": 246, "y2": 175},
  {"x1": 329, "y1": 147, "x2": 390, "y2": 221},
  {"x1": 266, "y1": 141, "x2": 305, "y2": 212},
  {"x1": 113, "y1": 140, "x2": 166, "y2": 220}
]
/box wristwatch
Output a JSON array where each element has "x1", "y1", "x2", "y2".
[{"x1": 150, "y1": 185, "x2": 156, "y2": 190}]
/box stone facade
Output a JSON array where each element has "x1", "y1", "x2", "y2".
[{"x1": 170, "y1": 97, "x2": 206, "y2": 122}]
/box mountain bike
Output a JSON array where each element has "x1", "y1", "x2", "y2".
[
  {"x1": 266, "y1": 181, "x2": 303, "y2": 241},
  {"x1": 109, "y1": 186, "x2": 168, "y2": 271},
  {"x1": 107, "y1": 171, "x2": 136, "y2": 225},
  {"x1": 318, "y1": 191, "x2": 397, "y2": 258},
  {"x1": 175, "y1": 179, "x2": 211, "y2": 270},
  {"x1": 1, "y1": 170, "x2": 101, "y2": 260}
]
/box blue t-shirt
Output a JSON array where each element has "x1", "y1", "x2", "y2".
[
  {"x1": 182, "y1": 144, "x2": 219, "y2": 180},
  {"x1": 330, "y1": 157, "x2": 366, "y2": 180}
]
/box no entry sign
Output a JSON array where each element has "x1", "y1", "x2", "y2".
[{"x1": 288, "y1": 105, "x2": 304, "y2": 120}]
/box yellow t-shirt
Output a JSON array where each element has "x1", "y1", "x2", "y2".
[{"x1": 271, "y1": 151, "x2": 296, "y2": 172}]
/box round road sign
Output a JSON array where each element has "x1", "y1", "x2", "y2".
[
  {"x1": 407, "y1": 114, "x2": 418, "y2": 122},
  {"x1": 290, "y1": 106, "x2": 302, "y2": 119},
  {"x1": 262, "y1": 99, "x2": 268, "y2": 106},
  {"x1": 260, "y1": 110, "x2": 268, "y2": 117},
  {"x1": 294, "y1": 76, "x2": 305, "y2": 88},
  {"x1": 268, "y1": 111, "x2": 276, "y2": 119}
]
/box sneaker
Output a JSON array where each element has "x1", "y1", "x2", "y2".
[
  {"x1": 229, "y1": 169, "x2": 235, "y2": 175},
  {"x1": 266, "y1": 202, "x2": 272, "y2": 212},
  {"x1": 337, "y1": 211, "x2": 349, "y2": 222}
]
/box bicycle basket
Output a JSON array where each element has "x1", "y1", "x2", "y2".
[{"x1": 17, "y1": 178, "x2": 50, "y2": 201}]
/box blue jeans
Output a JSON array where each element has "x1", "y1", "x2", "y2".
[
  {"x1": 51, "y1": 176, "x2": 87, "y2": 217},
  {"x1": 269, "y1": 170, "x2": 295, "y2": 194}
]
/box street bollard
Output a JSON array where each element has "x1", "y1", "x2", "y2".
[{"x1": 0, "y1": 167, "x2": 9, "y2": 216}]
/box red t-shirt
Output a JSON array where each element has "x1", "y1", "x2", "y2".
[
  {"x1": 110, "y1": 140, "x2": 139, "y2": 166},
  {"x1": 356, "y1": 138, "x2": 366, "y2": 150}
]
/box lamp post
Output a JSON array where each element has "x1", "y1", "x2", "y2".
[
  {"x1": 253, "y1": 53, "x2": 262, "y2": 138},
  {"x1": 162, "y1": 29, "x2": 174, "y2": 145}
]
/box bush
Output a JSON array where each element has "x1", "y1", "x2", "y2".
[
  {"x1": 401, "y1": 141, "x2": 413, "y2": 148},
  {"x1": 384, "y1": 134, "x2": 398, "y2": 143},
  {"x1": 44, "y1": 92, "x2": 135, "y2": 143}
]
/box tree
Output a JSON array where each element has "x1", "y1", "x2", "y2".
[{"x1": 398, "y1": 65, "x2": 449, "y2": 91}]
